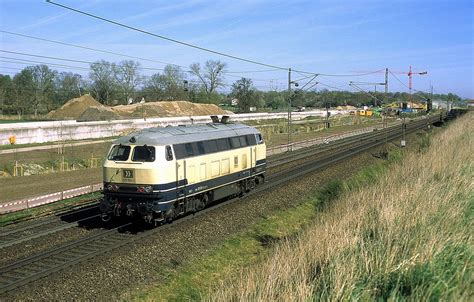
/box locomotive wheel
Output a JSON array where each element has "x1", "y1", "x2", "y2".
[
  {"x1": 165, "y1": 206, "x2": 176, "y2": 223},
  {"x1": 256, "y1": 175, "x2": 264, "y2": 186},
  {"x1": 195, "y1": 194, "x2": 209, "y2": 211}
]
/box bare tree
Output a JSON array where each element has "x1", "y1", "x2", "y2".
[
  {"x1": 114, "y1": 60, "x2": 142, "y2": 103},
  {"x1": 189, "y1": 60, "x2": 226, "y2": 102},
  {"x1": 89, "y1": 60, "x2": 117, "y2": 105}
]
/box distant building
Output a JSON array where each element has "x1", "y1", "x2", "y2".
[
  {"x1": 231, "y1": 98, "x2": 239, "y2": 106},
  {"x1": 468, "y1": 100, "x2": 474, "y2": 108}
]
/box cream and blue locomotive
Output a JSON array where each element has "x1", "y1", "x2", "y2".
[{"x1": 100, "y1": 120, "x2": 266, "y2": 224}]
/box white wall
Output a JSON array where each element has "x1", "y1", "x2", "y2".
[{"x1": 0, "y1": 110, "x2": 345, "y2": 145}]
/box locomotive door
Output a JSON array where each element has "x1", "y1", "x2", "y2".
[
  {"x1": 176, "y1": 160, "x2": 186, "y2": 200},
  {"x1": 250, "y1": 146, "x2": 256, "y2": 175}
]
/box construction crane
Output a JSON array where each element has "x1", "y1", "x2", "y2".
[
  {"x1": 352, "y1": 66, "x2": 427, "y2": 95},
  {"x1": 396, "y1": 66, "x2": 428, "y2": 95}
]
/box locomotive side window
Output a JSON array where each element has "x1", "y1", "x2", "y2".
[
  {"x1": 239, "y1": 136, "x2": 249, "y2": 147},
  {"x1": 185, "y1": 143, "x2": 194, "y2": 156},
  {"x1": 256, "y1": 134, "x2": 264, "y2": 144},
  {"x1": 108, "y1": 145, "x2": 131, "y2": 161},
  {"x1": 217, "y1": 138, "x2": 230, "y2": 151},
  {"x1": 230, "y1": 137, "x2": 241, "y2": 149},
  {"x1": 132, "y1": 145, "x2": 155, "y2": 162},
  {"x1": 204, "y1": 140, "x2": 218, "y2": 153},
  {"x1": 197, "y1": 142, "x2": 205, "y2": 155},
  {"x1": 165, "y1": 145, "x2": 173, "y2": 161}
]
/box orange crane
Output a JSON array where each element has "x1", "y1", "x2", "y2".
[{"x1": 352, "y1": 66, "x2": 427, "y2": 95}]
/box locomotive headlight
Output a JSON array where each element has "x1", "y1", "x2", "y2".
[
  {"x1": 137, "y1": 186, "x2": 153, "y2": 193},
  {"x1": 107, "y1": 184, "x2": 119, "y2": 192}
]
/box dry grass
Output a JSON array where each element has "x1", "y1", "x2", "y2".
[{"x1": 209, "y1": 113, "x2": 473, "y2": 301}]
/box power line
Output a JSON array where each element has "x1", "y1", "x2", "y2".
[
  {"x1": 0, "y1": 50, "x2": 291, "y2": 87},
  {"x1": 389, "y1": 70, "x2": 428, "y2": 101},
  {"x1": 1, "y1": 57, "x2": 90, "y2": 71},
  {"x1": 44, "y1": 1, "x2": 390, "y2": 77},
  {"x1": 1, "y1": 30, "x2": 284, "y2": 75},
  {"x1": 318, "y1": 69, "x2": 385, "y2": 77},
  {"x1": 45, "y1": 0, "x2": 288, "y2": 70},
  {"x1": 0, "y1": 30, "x2": 184, "y2": 68},
  {"x1": 318, "y1": 81, "x2": 347, "y2": 91}
]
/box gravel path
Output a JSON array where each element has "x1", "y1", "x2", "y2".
[{"x1": 4, "y1": 147, "x2": 379, "y2": 301}]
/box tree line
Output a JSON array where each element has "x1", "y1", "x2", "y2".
[{"x1": 0, "y1": 59, "x2": 465, "y2": 118}]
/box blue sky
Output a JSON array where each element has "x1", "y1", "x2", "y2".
[{"x1": 0, "y1": 0, "x2": 472, "y2": 98}]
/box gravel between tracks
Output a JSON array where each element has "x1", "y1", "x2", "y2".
[
  {"x1": 0, "y1": 227, "x2": 102, "y2": 267},
  {"x1": 4, "y1": 146, "x2": 384, "y2": 301}
]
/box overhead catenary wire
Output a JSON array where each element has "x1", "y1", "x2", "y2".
[
  {"x1": 389, "y1": 70, "x2": 429, "y2": 101},
  {"x1": 349, "y1": 82, "x2": 382, "y2": 103}
]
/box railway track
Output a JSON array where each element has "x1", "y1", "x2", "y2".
[
  {"x1": 0, "y1": 116, "x2": 437, "y2": 295},
  {"x1": 0, "y1": 201, "x2": 100, "y2": 249},
  {"x1": 0, "y1": 123, "x2": 395, "y2": 248}
]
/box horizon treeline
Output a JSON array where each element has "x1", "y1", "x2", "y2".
[{"x1": 0, "y1": 59, "x2": 466, "y2": 118}]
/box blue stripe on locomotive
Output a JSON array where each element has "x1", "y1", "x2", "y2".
[{"x1": 104, "y1": 159, "x2": 266, "y2": 211}]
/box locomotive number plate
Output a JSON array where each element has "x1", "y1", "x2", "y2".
[{"x1": 123, "y1": 169, "x2": 134, "y2": 179}]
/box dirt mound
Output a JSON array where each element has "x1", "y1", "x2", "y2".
[
  {"x1": 48, "y1": 94, "x2": 103, "y2": 120},
  {"x1": 111, "y1": 101, "x2": 229, "y2": 119},
  {"x1": 49, "y1": 97, "x2": 229, "y2": 121},
  {"x1": 78, "y1": 106, "x2": 121, "y2": 121}
]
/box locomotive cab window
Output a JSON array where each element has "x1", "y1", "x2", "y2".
[
  {"x1": 132, "y1": 145, "x2": 155, "y2": 162},
  {"x1": 257, "y1": 134, "x2": 264, "y2": 144},
  {"x1": 108, "y1": 145, "x2": 131, "y2": 161}
]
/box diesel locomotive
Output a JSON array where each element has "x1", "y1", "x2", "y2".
[{"x1": 100, "y1": 119, "x2": 266, "y2": 224}]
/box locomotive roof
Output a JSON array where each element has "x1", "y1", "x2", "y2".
[{"x1": 113, "y1": 123, "x2": 260, "y2": 146}]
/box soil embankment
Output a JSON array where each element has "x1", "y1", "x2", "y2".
[{"x1": 47, "y1": 94, "x2": 229, "y2": 121}]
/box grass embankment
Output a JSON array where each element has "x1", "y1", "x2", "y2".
[{"x1": 209, "y1": 114, "x2": 473, "y2": 300}]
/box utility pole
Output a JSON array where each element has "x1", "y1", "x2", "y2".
[
  {"x1": 287, "y1": 68, "x2": 292, "y2": 151},
  {"x1": 385, "y1": 68, "x2": 389, "y2": 93},
  {"x1": 401, "y1": 115, "x2": 406, "y2": 147}
]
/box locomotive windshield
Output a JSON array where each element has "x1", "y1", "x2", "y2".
[
  {"x1": 132, "y1": 145, "x2": 155, "y2": 162},
  {"x1": 108, "y1": 145, "x2": 131, "y2": 161}
]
